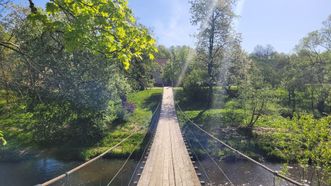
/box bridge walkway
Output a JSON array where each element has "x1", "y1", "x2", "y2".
[{"x1": 137, "y1": 87, "x2": 200, "y2": 186}]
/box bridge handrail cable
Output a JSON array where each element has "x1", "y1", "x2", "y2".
[
  {"x1": 183, "y1": 126, "x2": 212, "y2": 184},
  {"x1": 184, "y1": 126, "x2": 233, "y2": 185},
  {"x1": 106, "y1": 138, "x2": 141, "y2": 186},
  {"x1": 176, "y1": 103, "x2": 307, "y2": 186}
]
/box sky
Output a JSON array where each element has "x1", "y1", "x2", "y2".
[{"x1": 16, "y1": 0, "x2": 331, "y2": 53}]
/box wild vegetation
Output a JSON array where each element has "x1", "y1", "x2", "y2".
[
  {"x1": 0, "y1": 0, "x2": 330, "y2": 185},
  {"x1": 0, "y1": 0, "x2": 160, "y2": 160}
]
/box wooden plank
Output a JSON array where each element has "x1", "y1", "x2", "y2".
[{"x1": 138, "y1": 87, "x2": 200, "y2": 186}]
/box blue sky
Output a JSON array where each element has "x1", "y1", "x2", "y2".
[{"x1": 18, "y1": 0, "x2": 331, "y2": 53}]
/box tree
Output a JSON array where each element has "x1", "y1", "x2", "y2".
[
  {"x1": 252, "y1": 44, "x2": 275, "y2": 59},
  {"x1": 190, "y1": 0, "x2": 237, "y2": 105},
  {"x1": 321, "y1": 15, "x2": 331, "y2": 51},
  {"x1": 226, "y1": 39, "x2": 250, "y2": 86},
  {"x1": 250, "y1": 45, "x2": 290, "y2": 88},
  {"x1": 126, "y1": 55, "x2": 157, "y2": 90},
  {"x1": 238, "y1": 57, "x2": 269, "y2": 132}
]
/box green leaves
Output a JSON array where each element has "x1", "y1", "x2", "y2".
[
  {"x1": 31, "y1": 0, "x2": 157, "y2": 70},
  {"x1": 0, "y1": 130, "x2": 6, "y2": 145},
  {"x1": 45, "y1": 2, "x2": 59, "y2": 13}
]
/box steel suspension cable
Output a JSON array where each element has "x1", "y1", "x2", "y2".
[
  {"x1": 106, "y1": 141, "x2": 141, "y2": 186},
  {"x1": 40, "y1": 132, "x2": 137, "y2": 186},
  {"x1": 175, "y1": 103, "x2": 307, "y2": 186},
  {"x1": 186, "y1": 126, "x2": 234, "y2": 186}
]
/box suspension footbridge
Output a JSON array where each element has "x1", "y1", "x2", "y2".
[{"x1": 39, "y1": 87, "x2": 307, "y2": 186}]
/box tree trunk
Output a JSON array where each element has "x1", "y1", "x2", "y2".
[
  {"x1": 288, "y1": 89, "x2": 291, "y2": 107},
  {"x1": 292, "y1": 90, "x2": 296, "y2": 115},
  {"x1": 310, "y1": 88, "x2": 314, "y2": 113},
  {"x1": 207, "y1": 84, "x2": 213, "y2": 107},
  {"x1": 207, "y1": 11, "x2": 216, "y2": 107}
]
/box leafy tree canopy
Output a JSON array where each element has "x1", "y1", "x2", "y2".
[{"x1": 28, "y1": 0, "x2": 157, "y2": 70}]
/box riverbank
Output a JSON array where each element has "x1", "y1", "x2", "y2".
[{"x1": 0, "y1": 88, "x2": 163, "y2": 161}]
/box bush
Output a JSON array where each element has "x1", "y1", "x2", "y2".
[
  {"x1": 182, "y1": 69, "x2": 209, "y2": 101},
  {"x1": 32, "y1": 102, "x2": 75, "y2": 145}
]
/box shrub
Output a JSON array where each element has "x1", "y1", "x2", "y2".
[{"x1": 182, "y1": 69, "x2": 209, "y2": 101}]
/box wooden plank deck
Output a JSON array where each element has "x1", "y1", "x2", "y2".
[{"x1": 138, "y1": 87, "x2": 201, "y2": 186}]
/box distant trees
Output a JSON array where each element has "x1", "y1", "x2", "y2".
[
  {"x1": 162, "y1": 46, "x2": 195, "y2": 86},
  {"x1": 252, "y1": 44, "x2": 275, "y2": 59}
]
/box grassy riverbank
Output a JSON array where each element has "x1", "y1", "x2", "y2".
[{"x1": 0, "y1": 88, "x2": 163, "y2": 161}]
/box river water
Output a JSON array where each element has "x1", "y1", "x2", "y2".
[
  {"x1": 0, "y1": 129, "x2": 328, "y2": 186},
  {"x1": 0, "y1": 156, "x2": 316, "y2": 186},
  {"x1": 0, "y1": 153, "x2": 328, "y2": 185},
  {"x1": 0, "y1": 157, "x2": 139, "y2": 186}
]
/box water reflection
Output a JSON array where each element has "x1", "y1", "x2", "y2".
[
  {"x1": 0, "y1": 158, "x2": 79, "y2": 186},
  {"x1": 0, "y1": 158, "x2": 138, "y2": 186}
]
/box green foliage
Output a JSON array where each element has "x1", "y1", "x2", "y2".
[
  {"x1": 190, "y1": 0, "x2": 237, "y2": 96},
  {"x1": 0, "y1": 2, "x2": 159, "y2": 153},
  {"x1": 30, "y1": 0, "x2": 157, "y2": 69},
  {"x1": 126, "y1": 57, "x2": 157, "y2": 90},
  {"x1": 0, "y1": 130, "x2": 6, "y2": 145},
  {"x1": 182, "y1": 68, "x2": 208, "y2": 101},
  {"x1": 254, "y1": 115, "x2": 330, "y2": 183},
  {"x1": 80, "y1": 88, "x2": 162, "y2": 160},
  {"x1": 0, "y1": 88, "x2": 162, "y2": 160},
  {"x1": 271, "y1": 115, "x2": 330, "y2": 164},
  {"x1": 175, "y1": 12, "x2": 331, "y2": 183},
  {"x1": 32, "y1": 102, "x2": 76, "y2": 145},
  {"x1": 0, "y1": 1, "x2": 160, "y2": 147}
]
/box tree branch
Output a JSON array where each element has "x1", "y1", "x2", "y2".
[{"x1": 28, "y1": 0, "x2": 37, "y2": 13}]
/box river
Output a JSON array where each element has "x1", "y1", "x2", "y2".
[
  {"x1": 0, "y1": 157, "x2": 280, "y2": 186},
  {"x1": 0, "y1": 157, "x2": 138, "y2": 186},
  {"x1": 0, "y1": 154, "x2": 328, "y2": 185}
]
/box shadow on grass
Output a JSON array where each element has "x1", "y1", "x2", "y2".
[
  {"x1": 142, "y1": 93, "x2": 162, "y2": 112},
  {"x1": 174, "y1": 91, "x2": 209, "y2": 111}
]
